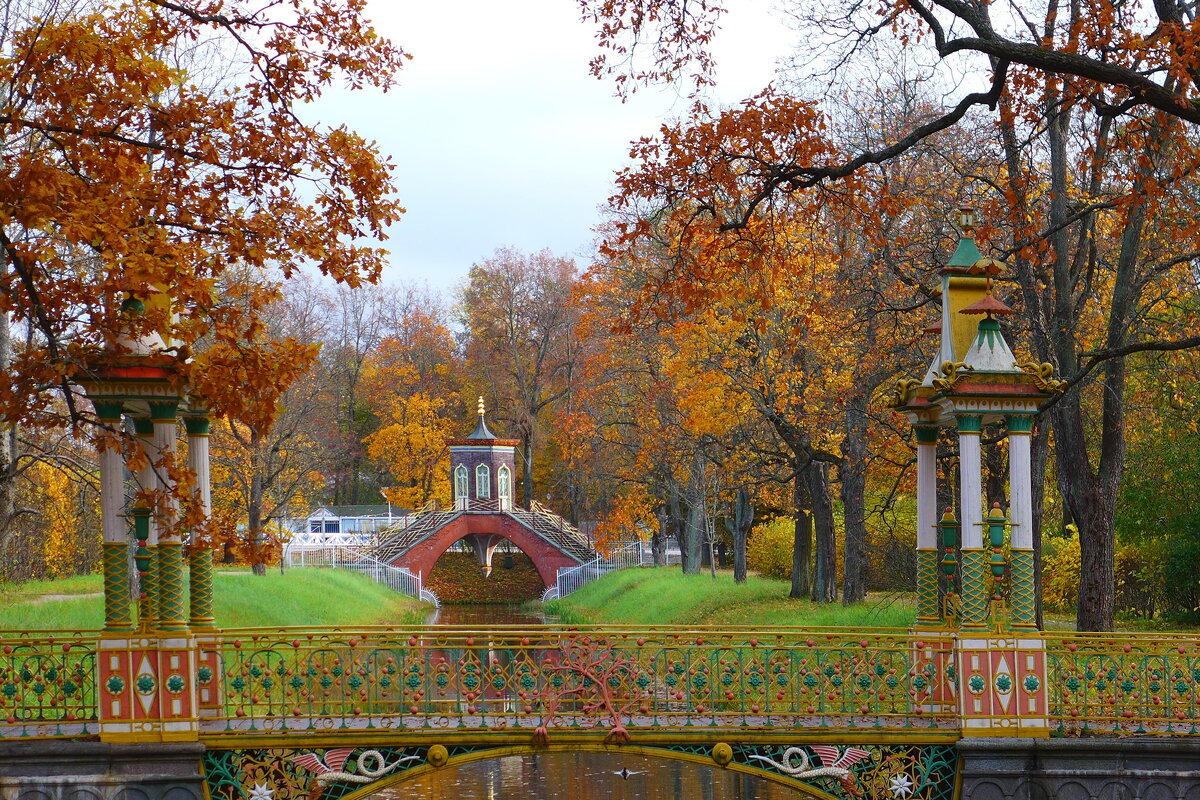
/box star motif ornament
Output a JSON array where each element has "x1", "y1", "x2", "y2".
[
  {"x1": 889, "y1": 773, "x2": 915, "y2": 798},
  {"x1": 247, "y1": 783, "x2": 274, "y2": 800}
]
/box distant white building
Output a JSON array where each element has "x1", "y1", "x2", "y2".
[{"x1": 281, "y1": 504, "x2": 411, "y2": 558}]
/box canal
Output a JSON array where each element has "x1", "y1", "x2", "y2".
[{"x1": 366, "y1": 603, "x2": 801, "y2": 799}]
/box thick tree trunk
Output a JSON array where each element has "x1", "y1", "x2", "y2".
[
  {"x1": 249, "y1": 430, "x2": 266, "y2": 576},
  {"x1": 810, "y1": 462, "x2": 837, "y2": 604},
  {"x1": 521, "y1": 433, "x2": 534, "y2": 509},
  {"x1": 840, "y1": 399, "x2": 868, "y2": 605},
  {"x1": 790, "y1": 474, "x2": 811, "y2": 599},
  {"x1": 730, "y1": 487, "x2": 752, "y2": 584},
  {"x1": 683, "y1": 470, "x2": 704, "y2": 576},
  {"x1": 0, "y1": 307, "x2": 13, "y2": 543},
  {"x1": 732, "y1": 526, "x2": 747, "y2": 583},
  {"x1": 652, "y1": 504, "x2": 669, "y2": 566},
  {"x1": 669, "y1": 486, "x2": 687, "y2": 573}
]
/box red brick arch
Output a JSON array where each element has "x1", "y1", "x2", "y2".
[{"x1": 390, "y1": 514, "x2": 582, "y2": 588}]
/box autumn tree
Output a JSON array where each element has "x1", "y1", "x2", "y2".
[
  {"x1": 582, "y1": 0, "x2": 1200, "y2": 629},
  {"x1": 0, "y1": 0, "x2": 404, "y2": 554},
  {"x1": 362, "y1": 286, "x2": 464, "y2": 509},
  {"x1": 459, "y1": 248, "x2": 579, "y2": 508},
  {"x1": 207, "y1": 274, "x2": 329, "y2": 574}
]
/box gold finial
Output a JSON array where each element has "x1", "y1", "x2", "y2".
[
  {"x1": 477, "y1": 396, "x2": 485, "y2": 417},
  {"x1": 953, "y1": 207, "x2": 978, "y2": 233}
]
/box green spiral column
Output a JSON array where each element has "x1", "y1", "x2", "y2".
[
  {"x1": 151, "y1": 401, "x2": 187, "y2": 632},
  {"x1": 914, "y1": 425, "x2": 942, "y2": 626},
  {"x1": 102, "y1": 542, "x2": 132, "y2": 631},
  {"x1": 1010, "y1": 549, "x2": 1036, "y2": 630},
  {"x1": 131, "y1": 506, "x2": 153, "y2": 630},
  {"x1": 1007, "y1": 414, "x2": 1038, "y2": 631},
  {"x1": 916, "y1": 549, "x2": 941, "y2": 625},
  {"x1": 156, "y1": 540, "x2": 186, "y2": 632},
  {"x1": 132, "y1": 416, "x2": 159, "y2": 629},
  {"x1": 185, "y1": 413, "x2": 216, "y2": 629},
  {"x1": 95, "y1": 400, "x2": 133, "y2": 632},
  {"x1": 959, "y1": 549, "x2": 989, "y2": 631}
]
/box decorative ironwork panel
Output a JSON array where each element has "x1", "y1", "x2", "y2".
[
  {"x1": 1047, "y1": 632, "x2": 1200, "y2": 734},
  {"x1": 203, "y1": 742, "x2": 959, "y2": 800},
  {"x1": 200, "y1": 627, "x2": 957, "y2": 737},
  {"x1": 0, "y1": 632, "x2": 98, "y2": 738}
]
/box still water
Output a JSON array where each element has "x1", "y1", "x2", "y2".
[{"x1": 365, "y1": 604, "x2": 801, "y2": 799}]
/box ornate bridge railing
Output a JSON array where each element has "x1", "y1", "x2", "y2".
[
  {"x1": 5, "y1": 627, "x2": 1200, "y2": 743},
  {"x1": 197, "y1": 626, "x2": 956, "y2": 738},
  {"x1": 1046, "y1": 631, "x2": 1200, "y2": 735},
  {"x1": 0, "y1": 629, "x2": 99, "y2": 738}
]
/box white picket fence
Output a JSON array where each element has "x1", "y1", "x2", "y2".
[
  {"x1": 290, "y1": 546, "x2": 439, "y2": 607},
  {"x1": 542, "y1": 540, "x2": 648, "y2": 602}
]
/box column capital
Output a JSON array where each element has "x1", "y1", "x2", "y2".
[
  {"x1": 149, "y1": 401, "x2": 179, "y2": 423},
  {"x1": 1007, "y1": 413, "x2": 1035, "y2": 434},
  {"x1": 955, "y1": 414, "x2": 983, "y2": 434},
  {"x1": 92, "y1": 401, "x2": 124, "y2": 422},
  {"x1": 130, "y1": 416, "x2": 155, "y2": 437},
  {"x1": 183, "y1": 416, "x2": 211, "y2": 436},
  {"x1": 913, "y1": 425, "x2": 939, "y2": 444}
]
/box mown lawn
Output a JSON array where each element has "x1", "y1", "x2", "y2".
[
  {"x1": 549, "y1": 567, "x2": 1200, "y2": 632},
  {"x1": 546, "y1": 567, "x2": 917, "y2": 627},
  {"x1": 0, "y1": 568, "x2": 433, "y2": 630}
]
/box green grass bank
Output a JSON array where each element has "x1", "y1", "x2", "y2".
[
  {"x1": 545, "y1": 567, "x2": 917, "y2": 627},
  {"x1": 0, "y1": 568, "x2": 432, "y2": 630}
]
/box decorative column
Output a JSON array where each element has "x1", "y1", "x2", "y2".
[
  {"x1": 185, "y1": 412, "x2": 215, "y2": 630},
  {"x1": 95, "y1": 402, "x2": 133, "y2": 632},
  {"x1": 1007, "y1": 414, "x2": 1037, "y2": 631},
  {"x1": 956, "y1": 414, "x2": 988, "y2": 631},
  {"x1": 914, "y1": 425, "x2": 941, "y2": 626},
  {"x1": 151, "y1": 402, "x2": 187, "y2": 632},
  {"x1": 132, "y1": 415, "x2": 159, "y2": 629}
]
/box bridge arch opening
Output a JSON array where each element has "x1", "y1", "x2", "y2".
[
  {"x1": 339, "y1": 746, "x2": 834, "y2": 800},
  {"x1": 425, "y1": 532, "x2": 549, "y2": 603}
]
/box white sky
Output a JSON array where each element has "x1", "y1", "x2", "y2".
[{"x1": 308, "y1": 0, "x2": 794, "y2": 294}]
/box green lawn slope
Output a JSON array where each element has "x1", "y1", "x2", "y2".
[
  {"x1": 0, "y1": 568, "x2": 432, "y2": 630},
  {"x1": 546, "y1": 567, "x2": 916, "y2": 627}
]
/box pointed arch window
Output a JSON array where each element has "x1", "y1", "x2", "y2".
[
  {"x1": 497, "y1": 465, "x2": 511, "y2": 509},
  {"x1": 476, "y1": 463, "x2": 492, "y2": 498},
  {"x1": 454, "y1": 465, "x2": 469, "y2": 502}
]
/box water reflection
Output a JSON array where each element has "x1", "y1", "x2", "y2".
[{"x1": 368, "y1": 751, "x2": 803, "y2": 799}]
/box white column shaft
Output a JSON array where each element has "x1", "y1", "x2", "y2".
[
  {"x1": 1009, "y1": 432, "x2": 1033, "y2": 549},
  {"x1": 100, "y1": 445, "x2": 124, "y2": 544},
  {"x1": 138, "y1": 434, "x2": 159, "y2": 546},
  {"x1": 916, "y1": 442, "x2": 938, "y2": 549},
  {"x1": 187, "y1": 434, "x2": 211, "y2": 517},
  {"x1": 153, "y1": 420, "x2": 179, "y2": 543},
  {"x1": 959, "y1": 432, "x2": 983, "y2": 548}
]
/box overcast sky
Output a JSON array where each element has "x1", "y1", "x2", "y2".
[{"x1": 308, "y1": 1, "x2": 793, "y2": 294}]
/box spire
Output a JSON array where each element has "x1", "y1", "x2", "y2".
[{"x1": 467, "y1": 396, "x2": 496, "y2": 440}]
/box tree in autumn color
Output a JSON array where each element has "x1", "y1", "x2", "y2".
[
  {"x1": 582, "y1": 0, "x2": 1200, "y2": 630},
  {"x1": 361, "y1": 289, "x2": 464, "y2": 509},
  {"x1": 0, "y1": 0, "x2": 404, "y2": 544},
  {"x1": 207, "y1": 275, "x2": 330, "y2": 574},
  {"x1": 459, "y1": 248, "x2": 579, "y2": 508}
]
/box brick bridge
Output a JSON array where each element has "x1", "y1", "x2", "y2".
[{"x1": 369, "y1": 499, "x2": 597, "y2": 588}]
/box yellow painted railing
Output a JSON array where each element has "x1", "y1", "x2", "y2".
[
  {"x1": 199, "y1": 627, "x2": 955, "y2": 737},
  {"x1": 1046, "y1": 632, "x2": 1200, "y2": 735}
]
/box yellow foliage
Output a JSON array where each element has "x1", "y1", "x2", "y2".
[
  {"x1": 30, "y1": 461, "x2": 91, "y2": 578},
  {"x1": 1042, "y1": 534, "x2": 1081, "y2": 612},
  {"x1": 366, "y1": 392, "x2": 455, "y2": 509}
]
